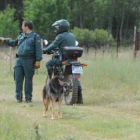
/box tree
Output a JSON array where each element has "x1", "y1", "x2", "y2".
[
  {"x1": 69, "y1": 0, "x2": 96, "y2": 29},
  {"x1": 0, "y1": 5, "x2": 19, "y2": 37},
  {"x1": 0, "y1": 0, "x2": 23, "y2": 27},
  {"x1": 9, "y1": 0, "x2": 24, "y2": 26},
  {"x1": 24, "y1": 0, "x2": 70, "y2": 38},
  {"x1": 0, "y1": 0, "x2": 8, "y2": 11}
]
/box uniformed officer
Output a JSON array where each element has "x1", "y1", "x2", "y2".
[
  {"x1": 43, "y1": 19, "x2": 83, "y2": 104},
  {"x1": 0, "y1": 21, "x2": 42, "y2": 103},
  {"x1": 43, "y1": 19, "x2": 75, "y2": 78}
]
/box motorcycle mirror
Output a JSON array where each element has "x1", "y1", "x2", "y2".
[
  {"x1": 43, "y1": 39, "x2": 48, "y2": 45},
  {"x1": 76, "y1": 40, "x2": 79, "y2": 46}
]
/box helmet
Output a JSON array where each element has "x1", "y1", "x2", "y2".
[{"x1": 52, "y1": 19, "x2": 70, "y2": 34}]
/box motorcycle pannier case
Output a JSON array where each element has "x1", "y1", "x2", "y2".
[{"x1": 63, "y1": 46, "x2": 83, "y2": 59}]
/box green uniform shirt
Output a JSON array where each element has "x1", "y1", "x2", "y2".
[
  {"x1": 4, "y1": 32, "x2": 42, "y2": 61},
  {"x1": 44, "y1": 32, "x2": 76, "y2": 53}
]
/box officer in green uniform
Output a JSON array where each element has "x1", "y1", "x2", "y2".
[
  {"x1": 43, "y1": 19, "x2": 75, "y2": 78},
  {"x1": 0, "y1": 21, "x2": 42, "y2": 102},
  {"x1": 43, "y1": 19, "x2": 83, "y2": 104}
]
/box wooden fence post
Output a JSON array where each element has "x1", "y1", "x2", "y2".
[
  {"x1": 133, "y1": 26, "x2": 140, "y2": 59},
  {"x1": 133, "y1": 26, "x2": 137, "y2": 58}
]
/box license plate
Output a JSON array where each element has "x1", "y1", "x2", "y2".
[{"x1": 72, "y1": 65, "x2": 83, "y2": 74}]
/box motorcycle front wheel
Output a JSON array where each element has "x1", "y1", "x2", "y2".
[{"x1": 64, "y1": 75, "x2": 78, "y2": 105}]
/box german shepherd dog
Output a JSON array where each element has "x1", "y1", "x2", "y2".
[{"x1": 42, "y1": 75, "x2": 64, "y2": 120}]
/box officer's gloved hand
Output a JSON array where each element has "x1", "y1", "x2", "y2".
[
  {"x1": 46, "y1": 51, "x2": 52, "y2": 55},
  {"x1": 42, "y1": 49, "x2": 51, "y2": 55},
  {"x1": 0, "y1": 37, "x2": 5, "y2": 43},
  {"x1": 34, "y1": 61, "x2": 41, "y2": 69}
]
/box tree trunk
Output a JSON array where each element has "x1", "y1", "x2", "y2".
[
  {"x1": 119, "y1": 1, "x2": 125, "y2": 46},
  {"x1": 108, "y1": 0, "x2": 115, "y2": 33},
  {"x1": 0, "y1": 0, "x2": 8, "y2": 11}
]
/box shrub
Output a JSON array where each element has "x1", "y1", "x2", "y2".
[{"x1": 72, "y1": 27, "x2": 116, "y2": 50}]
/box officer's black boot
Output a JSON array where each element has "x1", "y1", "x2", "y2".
[{"x1": 16, "y1": 93, "x2": 23, "y2": 103}]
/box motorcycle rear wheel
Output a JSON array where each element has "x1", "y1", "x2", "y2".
[{"x1": 64, "y1": 75, "x2": 78, "y2": 105}]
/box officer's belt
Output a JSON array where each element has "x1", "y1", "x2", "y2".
[{"x1": 16, "y1": 54, "x2": 35, "y2": 59}]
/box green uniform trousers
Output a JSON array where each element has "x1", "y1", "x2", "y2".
[
  {"x1": 46, "y1": 58, "x2": 61, "y2": 68},
  {"x1": 14, "y1": 58, "x2": 35, "y2": 101}
]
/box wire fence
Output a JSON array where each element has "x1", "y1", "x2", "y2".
[{"x1": 0, "y1": 28, "x2": 139, "y2": 71}]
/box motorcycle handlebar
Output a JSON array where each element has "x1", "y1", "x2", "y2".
[{"x1": 43, "y1": 49, "x2": 59, "y2": 55}]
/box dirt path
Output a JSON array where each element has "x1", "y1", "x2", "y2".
[{"x1": 1, "y1": 89, "x2": 140, "y2": 140}]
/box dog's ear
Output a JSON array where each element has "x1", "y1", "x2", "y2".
[
  {"x1": 51, "y1": 72, "x2": 55, "y2": 79},
  {"x1": 52, "y1": 75, "x2": 57, "y2": 79}
]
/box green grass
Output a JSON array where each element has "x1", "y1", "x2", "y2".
[
  {"x1": 81, "y1": 50, "x2": 140, "y2": 105},
  {"x1": 0, "y1": 109, "x2": 36, "y2": 140},
  {"x1": 1, "y1": 48, "x2": 140, "y2": 140}
]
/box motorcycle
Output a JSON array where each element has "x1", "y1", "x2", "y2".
[{"x1": 43, "y1": 41, "x2": 87, "y2": 105}]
